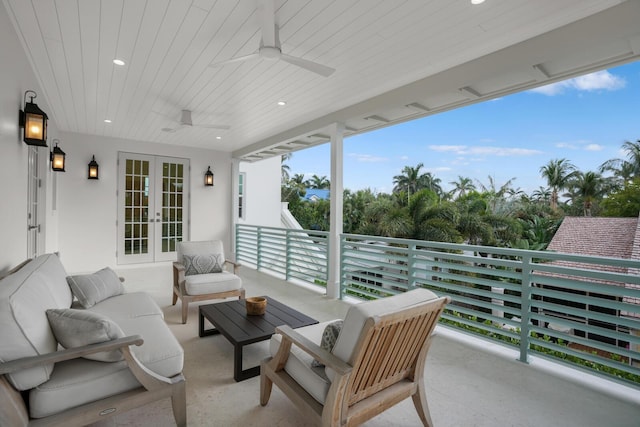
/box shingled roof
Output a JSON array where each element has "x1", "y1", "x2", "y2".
[{"x1": 547, "y1": 216, "x2": 640, "y2": 318}]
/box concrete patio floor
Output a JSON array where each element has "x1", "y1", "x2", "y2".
[{"x1": 92, "y1": 263, "x2": 640, "y2": 427}]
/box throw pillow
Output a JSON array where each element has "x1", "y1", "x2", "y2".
[
  {"x1": 67, "y1": 267, "x2": 125, "y2": 308},
  {"x1": 46, "y1": 308, "x2": 125, "y2": 362},
  {"x1": 183, "y1": 253, "x2": 224, "y2": 276},
  {"x1": 312, "y1": 320, "x2": 343, "y2": 368}
]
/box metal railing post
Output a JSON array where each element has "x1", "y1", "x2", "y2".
[
  {"x1": 408, "y1": 243, "x2": 417, "y2": 290},
  {"x1": 285, "y1": 230, "x2": 291, "y2": 281},
  {"x1": 257, "y1": 227, "x2": 263, "y2": 271},
  {"x1": 519, "y1": 254, "x2": 533, "y2": 363}
]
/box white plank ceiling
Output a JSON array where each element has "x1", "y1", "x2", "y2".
[{"x1": 3, "y1": 0, "x2": 640, "y2": 161}]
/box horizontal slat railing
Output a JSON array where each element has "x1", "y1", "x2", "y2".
[
  {"x1": 236, "y1": 225, "x2": 640, "y2": 386},
  {"x1": 236, "y1": 224, "x2": 329, "y2": 289},
  {"x1": 341, "y1": 233, "x2": 640, "y2": 387}
]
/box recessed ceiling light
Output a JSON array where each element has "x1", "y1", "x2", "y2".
[
  {"x1": 113, "y1": 59, "x2": 125, "y2": 66},
  {"x1": 277, "y1": 101, "x2": 287, "y2": 106},
  {"x1": 216, "y1": 136, "x2": 222, "y2": 140},
  {"x1": 471, "y1": 0, "x2": 485, "y2": 4},
  {"x1": 104, "y1": 119, "x2": 112, "y2": 123}
]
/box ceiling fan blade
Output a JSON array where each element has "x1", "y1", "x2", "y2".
[
  {"x1": 209, "y1": 52, "x2": 260, "y2": 68},
  {"x1": 280, "y1": 53, "x2": 335, "y2": 77},
  {"x1": 260, "y1": 0, "x2": 276, "y2": 47}
]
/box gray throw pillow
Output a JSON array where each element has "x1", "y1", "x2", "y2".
[
  {"x1": 183, "y1": 253, "x2": 224, "y2": 276},
  {"x1": 312, "y1": 320, "x2": 343, "y2": 368},
  {"x1": 67, "y1": 267, "x2": 124, "y2": 308},
  {"x1": 46, "y1": 309, "x2": 125, "y2": 362}
]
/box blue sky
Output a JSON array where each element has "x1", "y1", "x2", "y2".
[{"x1": 286, "y1": 60, "x2": 640, "y2": 195}]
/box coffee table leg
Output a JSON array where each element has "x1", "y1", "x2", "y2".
[
  {"x1": 199, "y1": 309, "x2": 220, "y2": 338},
  {"x1": 234, "y1": 344, "x2": 261, "y2": 382}
]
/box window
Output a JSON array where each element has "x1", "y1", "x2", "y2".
[{"x1": 238, "y1": 172, "x2": 246, "y2": 219}]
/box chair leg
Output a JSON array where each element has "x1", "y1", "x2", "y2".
[
  {"x1": 259, "y1": 360, "x2": 274, "y2": 406},
  {"x1": 412, "y1": 382, "x2": 434, "y2": 427},
  {"x1": 181, "y1": 300, "x2": 189, "y2": 324},
  {"x1": 171, "y1": 380, "x2": 187, "y2": 427},
  {"x1": 172, "y1": 287, "x2": 178, "y2": 306}
]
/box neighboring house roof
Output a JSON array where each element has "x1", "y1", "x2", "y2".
[
  {"x1": 302, "y1": 189, "x2": 330, "y2": 202},
  {"x1": 546, "y1": 216, "x2": 640, "y2": 318}
]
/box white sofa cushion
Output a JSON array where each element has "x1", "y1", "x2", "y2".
[
  {"x1": 184, "y1": 271, "x2": 242, "y2": 295},
  {"x1": 67, "y1": 267, "x2": 124, "y2": 308},
  {"x1": 269, "y1": 321, "x2": 338, "y2": 405},
  {"x1": 29, "y1": 358, "x2": 140, "y2": 419},
  {"x1": 0, "y1": 254, "x2": 72, "y2": 390},
  {"x1": 46, "y1": 309, "x2": 125, "y2": 362},
  {"x1": 87, "y1": 293, "x2": 183, "y2": 378},
  {"x1": 326, "y1": 288, "x2": 438, "y2": 381}
]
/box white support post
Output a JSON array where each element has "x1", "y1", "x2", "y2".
[
  {"x1": 230, "y1": 158, "x2": 241, "y2": 257},
  {"x1": 327, "y1": 122, "x2": 345, "y2": 299}
]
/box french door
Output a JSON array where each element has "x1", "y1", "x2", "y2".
[{"x1": 117, "y1": 153, "x2": 189, "y2": 264}]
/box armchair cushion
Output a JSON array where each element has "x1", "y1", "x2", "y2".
[
  {"x1": 326, "y1": 288, "x2": 438, "y2": 381},
  {"x1": 269, "y1": 321, "x2": 337, "y2": 404},
  {"x1": 46, "y1": 309, "x2": 125, "y2": 362},
  {"x1": 184, "y1": 271, "x2": 242, "y2": 295},
  {"x1": 183, "y1": 253, "x2": 224, "y2": 275},
  {"x1": 67, "y1": 267, "x2": 124, "y2": 308}
]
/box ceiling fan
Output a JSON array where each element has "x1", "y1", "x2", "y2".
[
  {"x1": 209, "y1": 0, "x2": 335, "y2": 77},
  {"x1": 157, "y1": 109, "x2": 230, "y2": 133}
]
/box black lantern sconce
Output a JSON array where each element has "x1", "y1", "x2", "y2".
[
  {"x1": 205, "y1": 166, "x2": 214, "y2": 186},
  {"x1": 19, "y1": 90, "x2": 49, "y2": 147},
  {"x1": 88, "y1": 155, "x2": 99, "y2": 179},
  {"x1": 50, "y1": 139, "x2": 66, "y2": 172}
]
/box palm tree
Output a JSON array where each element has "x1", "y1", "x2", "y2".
[
  {"x1": 305, "y1": 175, "x2": 330, "y2": 189},
  {"x1": 393, "y1": 163, "x2": 425, "y2": 198},
  {"x1": 449, "y1": 176, "x2": 476, "y2": 199},
  {"x1": 531, "y1": 186, "x2": 551, "y2": 203},
  {"x1": 600, "y1": 139, "x2": 640, "y2": 185},
  {"x1": 566, "y1": 171, "x2": 607, "y2": 216},
  {"x1": 539, "y1": 158, "x2": 577, "y2": 211},
  {"x1": 281, "y1": 153, "x2": 292, "y2": 182},
  {"x1": 475, "y1": 175, "x2": 517, "y2": 213},
  {"x1": 419, "y1": 172, "x2": 443, "y2": 196}
]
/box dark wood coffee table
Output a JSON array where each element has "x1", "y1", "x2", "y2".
[{"x1": 198, "y1": 296, "x2": 318, "y2": 382}]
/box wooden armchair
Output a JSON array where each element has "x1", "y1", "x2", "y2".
[
  {"x1": 260, "y1": 289, "x2": 450, "y2": 427},
  {"x1": 172, "y1": 240, "x2": 245, "y2": 323}
]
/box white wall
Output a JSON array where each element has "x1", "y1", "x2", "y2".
[
  {"x1": 0, "y1": 3, "x2": 59, "y2": 273},
  {"x1": 56, "y1": 131, "x2": 234, "y2": 273},
  {"x1": 239, "y1": 156, "x2": 281, "y2": 228}
]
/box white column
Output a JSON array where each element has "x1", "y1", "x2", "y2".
[
  {"x1": 327, "y1": 122, "x2": 345, "y2": 299},
  {"x1": 230, "y1": 158, "x2": 241, "y2": 257}
]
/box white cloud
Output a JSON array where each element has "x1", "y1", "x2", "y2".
[
  {"x1": 428, "y1": 145, "x2": 542, "y2": 156},
  {"x1": 529, "y1": 70, "x2": 626, "y2": 96},
  {"x1": 348, "y1": 153, "x2": 388, "y2": 162},
  {"x1": 555, "y1": 140, "x2": 603, "y2": 151},
  {"x1": 399, "y1": 155, "x2": 409, "y2": 160}
]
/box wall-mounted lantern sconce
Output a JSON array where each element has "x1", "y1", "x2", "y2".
[
  {"x1": 19, "y1": 90, "x2": 49, "y2": 147},
  {"x1": 205, "y1": 166, "x2": 214, "y2": 186},
  {"x1": 88, "y1": 155, "x2": 99, "y2": 179},
  {"x1": 50, "y1": 139, "x2": 66, "y2": 172}
]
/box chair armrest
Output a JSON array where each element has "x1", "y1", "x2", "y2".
[
  {"x1": 0, "y1": 335, "x2": 143, "y2": 375},
  {"x1": 224, "y1": 259, "x2": 241, "y2": 274},
  {"x1": 275, "y1": 325, "x2": 352, "y2": 377},
  {"x1": 173, "y1": 262, "x2": 186, "y2": 291}
]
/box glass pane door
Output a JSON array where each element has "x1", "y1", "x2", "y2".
[{"x1": 118, "y1": 153, "x2": 189, "y2": 264}]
